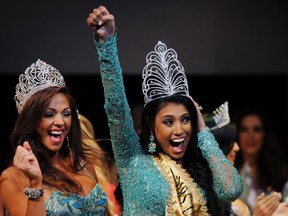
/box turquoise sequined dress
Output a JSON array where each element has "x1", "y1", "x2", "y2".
[
  {"x1": 43, "y1": 165, "x2": 108, "y2": 215},
  {"x1": 94, "y1": 34, "x2": 243, "y2": 215},
  {"x1": 45, "y1": 184, "x2": 108, "y2": 216}
]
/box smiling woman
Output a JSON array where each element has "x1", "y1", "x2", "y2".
[
  {"x1": 0, "y1": 60, "x2": 120, "y2": 215},
  {"x1": 87, "y1": 5, "x2": 244, "y2": 215},
  {"x1": 37, "y1": 93, "x2": 72, "y2": 152},
  {"x1": 149, "y1": 102, "x2": 192, "y2": 160}
]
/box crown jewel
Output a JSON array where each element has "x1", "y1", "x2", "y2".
[
  {"x1": 142, "y1": 41, "x2": 189, "y2": 105},
  {"x1": 204, "y1": 101, "x2": 230, "y2": 131},
  {"x1": 15, "y1": 59, "x2": 66, "y2": 113}
]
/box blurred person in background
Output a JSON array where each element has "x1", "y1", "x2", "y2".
[
  {"x1": 233, "y1": 107, "x2": 287, "y2": 210},
  {"x1": 204, "y1": 101, "x2": 288, "y2": 215}
]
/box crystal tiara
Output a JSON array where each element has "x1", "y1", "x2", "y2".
[
  {"x1": 15, "y1": 59, "x2": 66, "y2": 113},
  {"x1": 204, "y1": 101, "x2": 230, "y2": 131},
  {"x1": 142, "y1": 41, "x2": 190, "y2": 105}
]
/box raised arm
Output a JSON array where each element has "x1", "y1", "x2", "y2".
[{"x1": 87, "y1": 6, "x2": 141, "y2": 170}]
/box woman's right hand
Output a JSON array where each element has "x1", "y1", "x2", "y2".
[
  {"x1": 13, "y1": 141, "x2": 42, "y2": 187},
  {"x1": 252, "y1": 192, "x2": 282, "y2": 216},
  {"x1": 87, "y1": 5, "x2": 115, "y2": 42}
]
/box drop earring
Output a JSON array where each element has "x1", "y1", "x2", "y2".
[
  {"x1": 148, "y1": 131, "x2": 156, "y2": 153},
  {"x1": 66, "y1": 136, "x2": 70, "y2": 148}
]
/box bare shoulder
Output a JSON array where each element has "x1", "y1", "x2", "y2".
[
  {"x1": 1, "y1": 166, "x2": 26, "y2": 180},
  {"x1": 0, "y1": 166, "x2": 29, "y2": 209},
  {"x1": 0, "y1": 166, "x2": 29, "y2": 190},
  {"x1": 0, "y1": 167, "x2": 30, "y2": 216}
]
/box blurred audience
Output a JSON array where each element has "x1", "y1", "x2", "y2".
[
  {"x1": 204, "y1": 102, "x2": 288, "y2": 215},
  {"x1": 233, "y1": 107, "x2": 287, "y2": 210}
]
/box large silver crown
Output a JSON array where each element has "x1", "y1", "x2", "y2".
[
  {"x1": 15, "y1": 59, "x2": 66, "y2": 113},
  {"x1": 204, "y1": 101, "x2": 230, "y2": 131},
  {"x1": 142, "y1": 41, "x2": 189, "y2": 105}
]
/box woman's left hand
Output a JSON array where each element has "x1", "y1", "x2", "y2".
[{"x1": 189, "y1": 96, "x2": 206, "y2": 132}]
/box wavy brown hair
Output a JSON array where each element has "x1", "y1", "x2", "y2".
[{"x1": 10, "y1": 86, "x2": 110, "y2": 193}]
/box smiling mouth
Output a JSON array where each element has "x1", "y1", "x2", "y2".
[
  {"x1": 170, "y1": 138, "x2": 185, "y2": 147},
  {"x1": 48, "y1": 130, "x2": 64, "y2": 143},
  {"x1": 48, "y1": 131, "x2": 63, "y2": 138}
]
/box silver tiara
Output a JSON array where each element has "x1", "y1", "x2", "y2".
[
  {"x1": 15, "y1": 59, "x2": 66, "y2": 113},
  {"x1": 142, "y1": 41, "x2": 189, "y2": 105},
  {"x1": 204, "y1": 101, "x2": 230, "y2": 131}
]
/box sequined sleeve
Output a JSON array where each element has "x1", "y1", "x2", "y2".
[
  {"x1": 93, "y1": 33, "x2": 141, "y2": 170},
  {"x1": 197, "y1": 127, "x2": 243, "y2": 202}
]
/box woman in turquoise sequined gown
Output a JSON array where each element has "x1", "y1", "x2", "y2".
[
  {"x1": 87, "y1": 5, "x2": 243, "y2": 215},
  {"x1": 0, "y1": 59, "x2": 119, "y2": 215}
]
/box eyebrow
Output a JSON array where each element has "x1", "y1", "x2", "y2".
[{"x1": 46, "y1": 107, "x2": 71, "y2": 111}]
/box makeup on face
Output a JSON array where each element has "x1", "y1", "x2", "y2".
[{"x1": 239, "y1": 125, "x2": 264, "y2": 133}]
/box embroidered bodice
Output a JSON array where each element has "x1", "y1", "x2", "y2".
[
  {"x1": 44, "y1": 165, "x2": 108, "y2": 215},
  {"x1": 45, "y1": 183, "x2": 108, "y2": 215},
  {"x1": 93, "y1": 33, "x2": 243, "y2": 215}
]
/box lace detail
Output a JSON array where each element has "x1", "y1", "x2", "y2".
[
  {"x1": 197, "y1": 128, "x2": 243, "y2": 201},
  {"x1": 151, "y1": 155, "x2": 175, "y2": 215},
  {"x1": 94, "y1": 33, "x2": 142, "y2": 170},
  {"x1": 94, "y1": 33, "x2": 169, "y2": 215}
]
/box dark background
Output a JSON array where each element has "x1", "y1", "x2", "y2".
[
  {"x1": 0, "y1": 0, "x2": 288, "y2": 173},
  {"x1": 1, "y1": 74, "x2": 287, "y2": 173},
  {"x1": 0, "y1": 0, "x2": 287, "y2": 75}
]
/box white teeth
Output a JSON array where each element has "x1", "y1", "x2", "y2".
[
  {"x1": 50, "y1": 131, "x2": 62, "y2": 135},
  {"x1": 173, "y1": 138, "x2": 184, "y2": 143}
]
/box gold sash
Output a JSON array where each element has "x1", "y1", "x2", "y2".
[{"x1": 152, "y1": 153, "x2": 209, "y2": 216}]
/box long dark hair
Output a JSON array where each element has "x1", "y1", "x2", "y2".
[
  {"x1": 10, "y1": 87, "x2": 85, "y2": 193},
  {"x1": 140, "y1": 95, "x2": 221, "y2": 215},
  {"x1": 234, "y1": 107, "x2": 287, "y2": 192}
]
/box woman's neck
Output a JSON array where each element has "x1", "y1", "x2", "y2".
[{"x1": 243, "y1": 153, "x2": 258, "y2": 168}]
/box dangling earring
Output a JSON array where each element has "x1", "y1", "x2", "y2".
[
  {"x1": 148, "y1": 131, "x2": 156, "y2": 153},
  {"x1": 66, "y1": 136, "x2": 70, "y2": 148}
]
